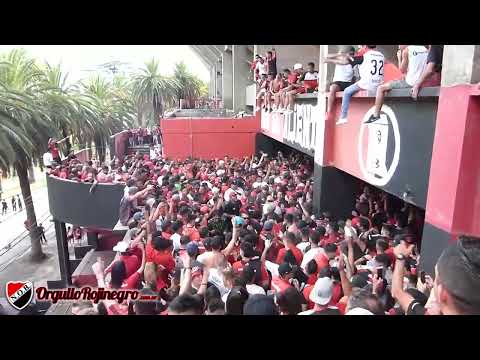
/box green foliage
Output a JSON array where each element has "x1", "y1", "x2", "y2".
[{"x1": 0, "y1": 49, "x2": 207, "y2": 171}]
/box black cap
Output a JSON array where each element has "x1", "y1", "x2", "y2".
[{"x1": 278, "y1": 262, "x2": 293, "y2": 276}]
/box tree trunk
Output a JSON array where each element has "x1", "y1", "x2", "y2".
[
  {"x1": 15, "y1": 159, "x2": 45, "y2": 261},
  {"x1": 28, "y1": 163, "x2": 35, "y2": 184}
]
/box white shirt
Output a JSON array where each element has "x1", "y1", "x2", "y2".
[
  {"x1": 296, "y1": 241, "x2": 310, "y2": 254},
  {"x1": 252, "y1": 181, "x2": 267, "y2": 189},
  {"x1": 43, "y1": 152, "x2": 53, "y2": 167},
  {"x1": 224, "y1": 187, "x2": 244, "y2": 201},
  {"x1": 333, "y1": 64, "x2": 354, "y2": 83},
  {"x1": 301, "y1": 247, "x2": 324, "y2": 271},
  {"x1": 303, "y1": 71, "x2": 319, "y2": 81},
  {"x1": 246, "y1": 284, "x2": 266, "y2": 296},
  {"x1": 171, "y1": 233, "x2": 181, "y2": 251},
  {"x1": 405, "y1": 45, "x2": 428, "y2": 86},
  {"x1": 357, "y1": 50, "x2": 385, "y2": 90},
  {"x1": 255, "y1": 61, "x2": 267, "y2": 76},
  {"x1": 150, "y1": 149, "x2": 157, "y2": 160},
  {"x1": 264, "y1": 260, "x2": 279, "y2": 278}
]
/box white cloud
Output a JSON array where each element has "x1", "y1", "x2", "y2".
[{"x1": 0, "y1": 45, "x2": 210, "y2": 84}]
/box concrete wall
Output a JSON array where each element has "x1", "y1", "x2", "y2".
[
  {"x1": 246, "y1": 83, "x2": 256, "y2": 107},
  {"x1": 442, "y1": 45, "x2": 480, "y2": 86}
]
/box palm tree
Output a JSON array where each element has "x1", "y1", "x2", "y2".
[
  {"x1": 80, "y1": 75, "x2": 135, "y2": 162},
  {"x1": 172, "y1": 61, "x2": 204, "y2": 109},
  {"x1": 132, "y1": 58, "x2": 178, "y2": 128},
  {"x1": 0, "y1": 49, "x2": 61, "y2": 260}
]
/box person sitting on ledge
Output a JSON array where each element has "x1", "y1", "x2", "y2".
[
  {"x1": 323, "y1": 46, "x2": 384, "y2": 125},
  {"x1": 410, "y1": 45, "x2": 444, "y2": 100},
  {"x1": 324, "y1": 46, "x2": 356, "y2": 118},
  {"x1": 366, "y1": 45, "x2": 428, "y2": 124}
]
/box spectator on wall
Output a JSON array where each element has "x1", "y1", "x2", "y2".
[
  {"x1": 266, "y1": 49, "x2": 277, "y2": 78},
  {"x1": 324, "y1": 46, "x2": 356, "y2": 116},
  {"x1": 279, "y1": 64, "x2": 304, "y2": 113},
  {"x1": 410, "y1": 45, "x2": 444, "y2": 100},
  {"x1": 325, "y1": 46, "x2": 385, "y2": 125},
  {"x1": 255, "y1": 57, "x2": 268, "y2": 83},
  {"x1": 367, "y1": 45, "x2": 429, "y2": 123},
  {"x1": 271, "y1": 73, "x2": 286, "y2": 112}
]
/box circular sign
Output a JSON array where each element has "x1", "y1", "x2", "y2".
[{"x1": 357, "y1": 105, "x2": 400, "y2": 187}]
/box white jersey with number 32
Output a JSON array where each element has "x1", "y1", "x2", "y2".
[{"x1": 357, "y1": 50, "x2": 385, "y2": 90}]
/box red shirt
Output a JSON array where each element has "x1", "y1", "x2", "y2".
[
  {"x1": 303, "y1": 285, "x2": 315, "y2": 309},
  {"x1": 320, "y1": 233, "x2": 339, "y2": 248},
  {"x1": 146, "y1": 243, "x2": 175, "y2": 275},
  {"x1": 49, "y1": 146, "x2": 59, "y2": 159},
  {"x1": 120, "y1": 254, "x2": 140, "y2": 278},
  {"x1": 276, "y1": 244, "x2": 303, "y2": 265},
  {"x1": 307, "y1": 274, "x2": 317, "y2": 285},
  {"x1": 287, "y1": 73, "x2": 299, "y2": 85},
  {"x1": 314, "y1": 253, "x2": 330, "y2": 272},
  {"x1": 271, "y1": 276, "x2": 293, "y2": 294},
  {"x1": 233, "y1": 260, "x2": 269, "y2": 284}
]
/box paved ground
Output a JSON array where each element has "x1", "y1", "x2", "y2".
[
  {"x1": 0, "y1": 186, "x2": 51, "y2": 251},
  {"x1": 0, "y1": 225, "x2": 60, "y2": 292}
]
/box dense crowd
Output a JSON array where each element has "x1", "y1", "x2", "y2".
[
  {"x1": 46, "y1": 146, "x2": 480, "y2": 315},
  {"x1": 128, "y1": 127, "x2": 161, "y2": 147},
  {"x1": 251, "y1": 49, "x2": 319, "y2": 114}
]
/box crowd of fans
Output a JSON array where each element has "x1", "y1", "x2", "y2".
[
  {"x1": 46, "y1": 146, "x2": 480, "y2": 315},
  {"x1": 128, "y1": 127, "x2": 161, "y2": 147},
  {"x1": 251, "y1": 49, "x2": 319, "y2": 114}
]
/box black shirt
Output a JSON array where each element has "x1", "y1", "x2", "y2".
[
  {"x1": 406, "y1": 300, "x2": 426, "y2": 315},
  {"x1": 223, "y1": 200, "x2": 242, "y2": 216},
  {"x1": 267, "y1": 57, "x2": 277, "y2": 76},
  {"x1": 427, "y1": 45, "x2": 444, "y2": 73}
]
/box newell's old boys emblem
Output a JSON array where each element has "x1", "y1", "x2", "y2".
[
  {"x1": 6, "y1": 281, "x2": 34, "y2": 310},
  {"x1": 358, "y1": 105, "x2": 400, "y2": 187}
]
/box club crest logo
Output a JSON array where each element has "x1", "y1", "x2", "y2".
[
  {"x1": 6, "y1": 281, "x2": 34, "y2": 310},
  {"x1": 358, "y1": 105, "x2": 400, "y2": 187}
]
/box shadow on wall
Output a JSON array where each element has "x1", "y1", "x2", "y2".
[{"x1": 47, "y1": 175, "x2": 124, "y2": 230}]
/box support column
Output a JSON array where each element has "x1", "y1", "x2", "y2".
[
  {"x1": 421, "y1": 45, "x2": 480, "y2": 274},
  {"x1": 311, "y1": 45, "x2": 358, "y2": 219},
  {"x1": 222, "y1": 50, "x2": 233, "y2": 109},
  {"x1": 216, "y1": 60, "x2": 222, "y2": 102},
  {"x1": 54, "y1": 219, "x2": 72, "y2": 287},
  {"x1": 233, "y1": 45, "x2": 250, "y2": 113},
  {"x1": 209, "y1": 66, "x2": 215, "y2": 99}
]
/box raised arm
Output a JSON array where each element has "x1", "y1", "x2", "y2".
[
  {"x1": 391, "y1": 242, "x2": 415, "y2": 313},
  {"x1": 222, "y1": 218, "x2": 239, "y2": 257},
  {"x1": 337, "y1": 254, "x2": 352, "y2": 297}
]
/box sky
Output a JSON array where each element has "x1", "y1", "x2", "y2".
[{"x1": 0, "y1": 45, "x2": 210, "y2": 84}]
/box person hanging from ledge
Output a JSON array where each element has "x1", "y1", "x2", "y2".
[
  {"x1": 324, "y1": 46, "x2": 384, "y2": 125},
  {"x1": 324, "y1": 46, "x2": 356, "y2": 118},
  {"x1": 366, "y1": 45, "x2": 428, "y2": 124}
]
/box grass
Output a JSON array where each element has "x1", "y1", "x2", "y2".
[{"x1": 0, "y1": 167, "x2": 47, "y2": 199}]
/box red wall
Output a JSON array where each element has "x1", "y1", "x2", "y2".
[
  {"x1": 161, "y1": 116, "x2": 260, "y2": 160},
  {"x1": 425, "y1": 85, "x2": 480, "y2": 237}
]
